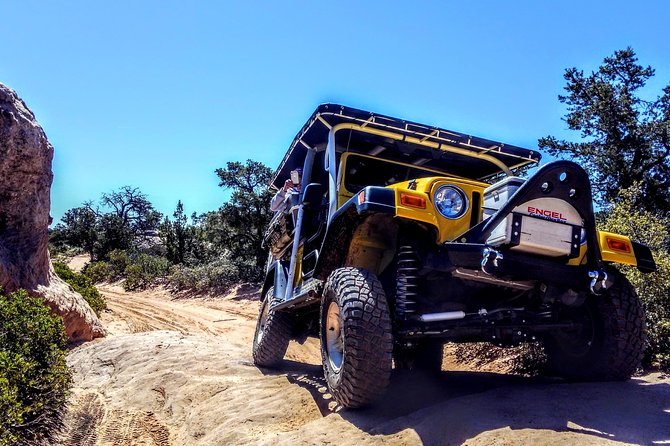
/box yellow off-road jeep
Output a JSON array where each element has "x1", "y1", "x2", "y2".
[{"x1": 252, "y1": 104, "x2": 657, "y2": 408}]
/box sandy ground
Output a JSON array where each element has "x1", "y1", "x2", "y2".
[
  {"x1": 64, "y1": 253, "x2": 90, "y2": 273},
  {"x1": 57, "y1": 282, "x2": 670, "y2": 446}
]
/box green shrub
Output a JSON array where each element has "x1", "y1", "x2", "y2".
[
  {"x1": 108, "y1": 249, "x2": 131, "y2": 279},
  {"x1": 84, "y1": 250, "x2": 132, "y2": 284},
  {"x1": 84, "y1": 260, "x2": 113, "y2": 284},
  {"x1": 123, "y1": 254, "x2": 170, "y2": 291},
  {"x1": 167, "y1": 256, "x2": 240, "y2": 293},
  {"x1": 47, "y1": 244, "x2": 84, "y2": 261},
  {"x1": 453, "y1": 342, "x2": 547, "y2": 376},
  {"x1": 53, "y1": 262, "x2": 106, "y2": 317},
  {"x1": 0, "y1": 290, "x2": 71, "y2": 445},
  {"x1": 85, "y1": 250, "x2": 170, "y2": 291},
  {"x1": 613, "y1": 256, "x2": 670, "y2": 370},
  {"x1": 654, "y1": 320, "x2": 670, "y2": 370},
  {"x1": 123, "y1": 264, "x2": 145, "y2": 291},
  {"x1": 599, "y1": 185, "x2": 670, "y2": 371},
  {"x1": 81, "y1": 250, "x2": 130, "y2": 284}
]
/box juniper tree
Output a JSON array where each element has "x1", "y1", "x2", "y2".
[{"x1": 539, "y1": 48, "x2": 670, "y2": 218}]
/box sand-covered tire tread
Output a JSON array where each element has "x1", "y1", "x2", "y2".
[
  {"x1": 252, "y1": 288, "x2": 292, "y2": 368},
  {"x1": 545, "y1": 271, "x2": 645, "y2": 381},
  {"x1": 321, "y1": 267, "x2": 393, "y2": 408}
]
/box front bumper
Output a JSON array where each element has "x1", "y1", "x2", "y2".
[{"x1": 425, "y1": 242, "x2": 592, "y2": 291}]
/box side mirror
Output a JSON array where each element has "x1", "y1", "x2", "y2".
[{"x1": 301, "y1": 183, "x2": 324, "y2": 208}]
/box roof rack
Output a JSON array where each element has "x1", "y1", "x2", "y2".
[{"x1": 271, "y1": 104, "x2": 541, "y2": 189}]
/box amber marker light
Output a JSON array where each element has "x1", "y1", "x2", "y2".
[
  {"x1": 358, "y1": 191, "x2": 366, "y2": 205},
  {"x1": 606, "y1": 236, "x2": 632, "y2": 253},
  {"x1": 400, "y1": 193, "x2": 426, "y2": 209}
]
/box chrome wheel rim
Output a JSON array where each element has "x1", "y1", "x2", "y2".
[{"x1": 326, "y1": 301, "x2": 344, "y2": 371}]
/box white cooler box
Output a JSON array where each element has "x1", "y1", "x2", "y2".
[
  {"x1": 483, "y1": 176, "x2": 525, "y2": 219},
  {"x1": 483, "y1": 179, "x2": 582, "y2": 258},
  {"x1": 486, "y1": 213, "x2": 578, "y2": 257}
]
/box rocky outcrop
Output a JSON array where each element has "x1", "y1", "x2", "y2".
[{"x1": 0, "y1": 83, "x2": 105, "y2": 342}]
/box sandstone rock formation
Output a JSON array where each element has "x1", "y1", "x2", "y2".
[{"x1": 0, "y1": 83, "x2": 105, "y2": 342}]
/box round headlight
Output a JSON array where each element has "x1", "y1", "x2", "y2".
[{"x1": 434, "y1": 185, "x2": 468, "y2": 219}]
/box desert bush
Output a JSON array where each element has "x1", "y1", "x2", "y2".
[
  {"x1": 108, "y1": 249, "x2": 131, "y2": 279},
  {"x1": 83, "y1": 250, "x2": 131, "y2": 284},
  {"x1": 47, "y1": 243, "x2": 84, "y2": 261},
  {"x1": 614, "y1": 255, "x2": 670, "y2": 370},
  {"x1": 599, "y1": 185, "x2": 670, "y2": 371},
  {"x1": 167, "y1": 256, "x2": 240, "y2": 293},
  {"x1": 0, "y1": 290, "x2": 71, "y2": 446},
  {"x1": 453, "y1": 342, "x2": 547, "y2": 376},
  {"x1": 84, "y1": 261, "x2": 113, "y2": 284},
  {"x1": 52, "y1": 262, "x2": 106, "y2": 317},
  {"x1": 85, "y1": 250, "x2": 171, "y2": 291},
  {"x1": 122, "y1": 254, "x2": 170, "y2": 291},
  {"x1": 653, "y1": 320, "x2": 670, "y2": 370}
]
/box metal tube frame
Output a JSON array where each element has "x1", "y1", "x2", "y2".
[
  {"x1": 323, "y1": 122, "x2": 512, "y2": 227},
  {"x1": 271, "y1": 108, "x2": 539, "y2": 190},
  {"x1": 283, "y1": 147, "x2": 316, "y2": 302},
  {"x1": 326, "y1": 126, "x2": 337, "y2": 223}
]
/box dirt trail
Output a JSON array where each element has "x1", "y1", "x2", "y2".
[{"x1": 58, "y1": 284, "x2": 670, "y2": 446}]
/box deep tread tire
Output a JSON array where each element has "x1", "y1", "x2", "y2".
[
  {"x1": 320, "y1": 267, "x2": 393, "y2": 408},
  {"x1": 252, "y1": 287, "x2": 292, "y2": 368},
  {"x1": 544, "y1": 271, "x2": 645, "y2": 381}
]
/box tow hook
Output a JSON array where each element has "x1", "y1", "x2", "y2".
[
  {"x1": 481, "y1": 247, "x2": 503, "y2": 274},
  {"x1": 588, "y1": 270, "x2": 608, "y2": 295}
]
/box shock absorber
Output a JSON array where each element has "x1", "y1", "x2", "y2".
[{"x1": 396, "y1": 244, "x2": 419, "y2": 321}]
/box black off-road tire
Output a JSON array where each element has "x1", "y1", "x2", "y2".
[
  {"x1": 252, "y1": 287, "x2": 292, "y2": 368},
  {"x1": 394, "y1": 342, "x2": 444, "y2": 372},
  {"x1": 543, "y1": 271, "x2": 645, "y2": 381},
  {"x1": 320, "y1": 267, "x2": 393, "y2": 408}
]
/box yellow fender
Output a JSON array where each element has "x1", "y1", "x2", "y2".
[{"x1": 598, "y1": 231, "x2": 638, "y2": 266}]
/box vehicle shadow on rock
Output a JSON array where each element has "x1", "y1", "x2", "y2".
[
  {"x1": 263, "y1": 361, "x2": 670, "y2": 445},
  {"x1": 259, "y1": 360, "x2": 338, "y2": 416}
]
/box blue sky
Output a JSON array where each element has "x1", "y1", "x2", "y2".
[{"x1": 2, "y1": 1, "x2": 668, "y2": 224}]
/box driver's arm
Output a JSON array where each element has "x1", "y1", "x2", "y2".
[{"x1": 270, "y1": 189, "x2": 287, "y2": 212}]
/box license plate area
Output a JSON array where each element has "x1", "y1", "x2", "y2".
[{"x1": 486, "y1": 213, "x2": 582, "y2": 258}]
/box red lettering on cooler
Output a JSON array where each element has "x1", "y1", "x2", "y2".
[{"x1": 527, "y1": 206, "x2": 567, "y2": 222}]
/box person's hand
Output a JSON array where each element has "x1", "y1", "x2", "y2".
[{"x1": 283, "y1": 179, "x2": 294, "y2": 192}]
